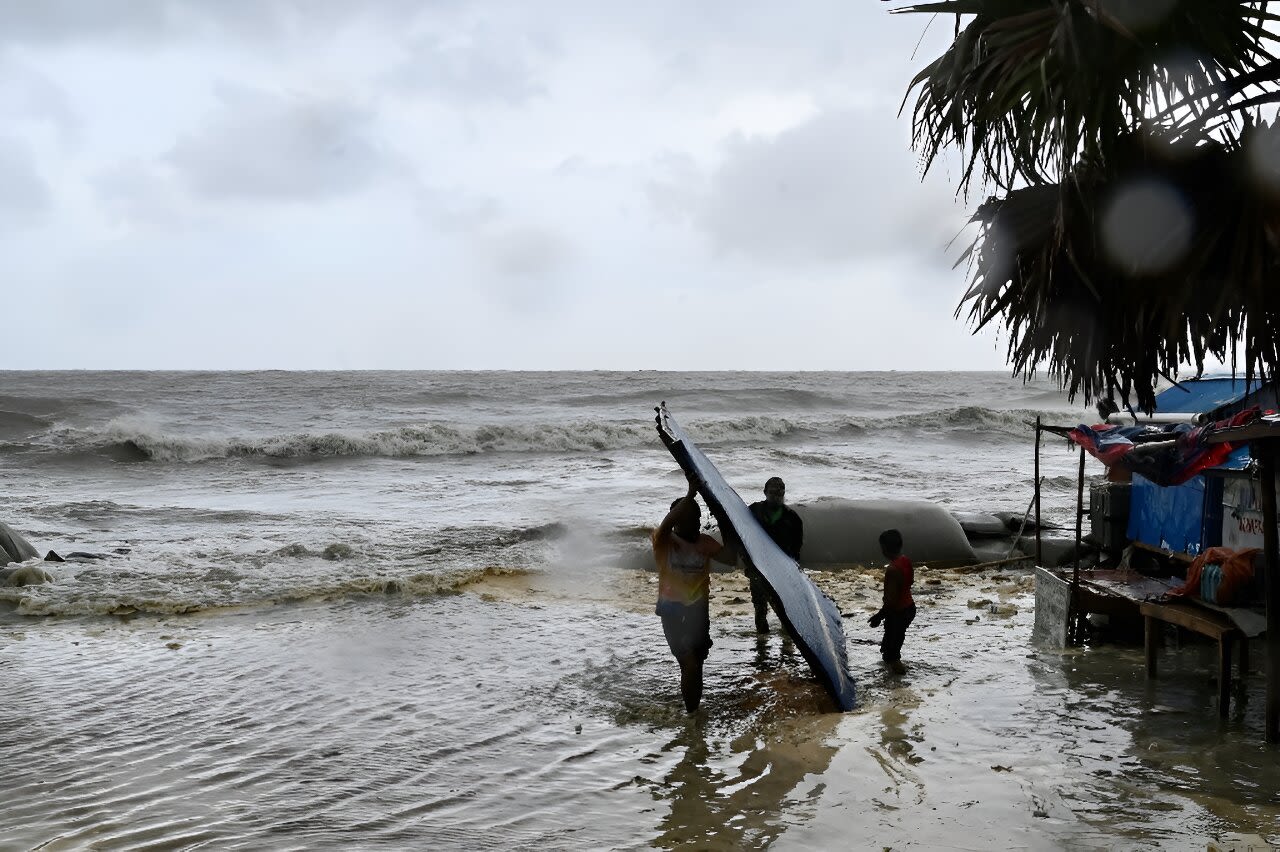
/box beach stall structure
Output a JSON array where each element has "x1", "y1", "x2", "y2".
[
  {"x1": 1030, "y1": 378, "x2": 1280, "y2": 742},
  {"x1": 1120, "y1": 378, "x2": 1279, "y2": 558}
]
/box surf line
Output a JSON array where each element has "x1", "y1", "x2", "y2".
[{"x1": 655, "y1": 403, "x2": 857, "y2": 711}]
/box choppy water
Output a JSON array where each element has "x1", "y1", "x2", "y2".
[{"x1": 0, "y1": 371, "x2": 1275, "y2": 849}]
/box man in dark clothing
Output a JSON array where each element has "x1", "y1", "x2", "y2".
[{"x1": 746, "y1": 476, "x2": 803, "y2": 633}]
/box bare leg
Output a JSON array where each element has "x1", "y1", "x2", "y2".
[
  {"x1": 678, "y1": 654, "x2": 704, "y2": 712},
  {"x1": 748, "y1": 572, "x2": 770, "y2": 633}
]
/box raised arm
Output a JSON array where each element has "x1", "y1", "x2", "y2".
[{"x1": 655, "y1": 475, "x2": 699, "y2": 541}]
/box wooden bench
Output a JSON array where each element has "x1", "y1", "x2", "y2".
[{"x1": 1140, "y1": 600, "x2": 1248, "y2": 718}]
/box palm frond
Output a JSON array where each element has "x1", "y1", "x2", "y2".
[
  {"x1": 893, "y1": 0, "x2": 1278, "y2": 190},
  {"x1": 958, "y1": 125, "x2": 1280, "y2": 411}
]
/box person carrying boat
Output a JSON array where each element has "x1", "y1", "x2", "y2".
[
  {"x1": 746, "y1": 477, "x2": 803, "y2": 633},
  {"x1": 652, "y1": 476, "x2": 738, "y2": 713}
]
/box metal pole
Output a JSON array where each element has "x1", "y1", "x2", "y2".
[{"x1": 1256, "y1": 440, "x2": 1280, "y2": 743}]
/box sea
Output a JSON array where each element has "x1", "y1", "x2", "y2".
[{"x1": 0, "y1": 370, "x2": 1275, "y2": 850}]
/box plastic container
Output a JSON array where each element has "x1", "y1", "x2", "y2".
[{"x1": 1200, "y1": 563, "x2": 1223, "y2": 604}]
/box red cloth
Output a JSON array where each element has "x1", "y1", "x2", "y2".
[{"x1": 889, "y1": 555, "x2": 914, "y2": 610}]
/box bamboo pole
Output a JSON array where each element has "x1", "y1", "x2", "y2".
[
  {"x1": 1256, "y1": 440, "x2": 1280, "y2": 743},
  {"x1": 950, "y1": 554, "x2": 1035, "y2": 574},
  {"x1": 1007, "y1": 487, "x2": 1039, "y2": 560}
]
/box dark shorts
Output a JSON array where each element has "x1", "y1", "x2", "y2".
[{"x1": 656, "y1": 598, "x2": 712, "y2": 661}]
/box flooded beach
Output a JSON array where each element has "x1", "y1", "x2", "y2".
[
  {"x1": 1, "y1": 371, "x2": 1276, "y2": 849},
  {"x1": 4, "y1": 564, "x2": 1278, "y2": 849}
]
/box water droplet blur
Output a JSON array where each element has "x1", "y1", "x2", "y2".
[
  {"x1": 1247, "y1": 123, "x2": 1280, "y2": 196},
  {"x1": 1100, "y1": 179, "x2": 1192, "y2": 275}
]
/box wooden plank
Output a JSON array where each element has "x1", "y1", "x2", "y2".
[
  {"x1": 1034, "y1": 567, "x2": 1070, "y2": 648},
  {"x1": 1138, "y1": 601, "x2": 1237, "y2": 640},
  {"x1": 1129, "y1": 540, "x2": 1195, "y2": 564}
]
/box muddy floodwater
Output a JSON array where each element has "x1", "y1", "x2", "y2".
[{"x1": 4, "y1": 563, "x2": 1276, "y2": 850}]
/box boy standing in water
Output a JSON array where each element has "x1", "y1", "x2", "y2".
[
  {"x1": 868, "y1": 528, "x2": 915, "y2": 675},
  {"x1": 652, "y1": 476, "x2": 737, "y2": 712}
]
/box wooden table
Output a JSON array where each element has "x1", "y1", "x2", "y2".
[{"x1": 1140, "y1": 600, "x2": 1248, "y2": 718}]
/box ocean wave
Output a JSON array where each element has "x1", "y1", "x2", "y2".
[
  {"x1": 0, "y1": 393, "x2": 116, "y2": 418},
  {"x1": 888, "y1": 406, "x2": 1048, "y2": 433},
  {"x1": 565, "y1": 386, "x2": 844, "y2": 410},
  {"x1": 26, "y1": 403, "x2": 1064, "y2": 465},
  {"x1": 38, "y1": 416, "x2": 809, "y2": 463},
  {"x1": 0, "y1": 410, "x2": 50, "y2": 438}
]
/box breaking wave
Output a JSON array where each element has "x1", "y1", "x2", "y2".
[
  {"x1": 892, "y1": 407, "x2": 1050, "y2": 433},
  {"x1": 24, "y1": 404, "x2": 1067, "y2": 464},
  {"x1": 40, "y1": 416, "x2": 809, "y2": 463}
]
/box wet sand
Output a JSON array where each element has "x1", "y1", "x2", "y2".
[{"x1": 2, "y1": 563, "x2": 1277, "y2": 850}]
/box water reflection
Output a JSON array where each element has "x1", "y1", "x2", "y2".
[
  {"x1": 867, "y1": 688, "x2": 926, "y2": 811},
  {"x1": 652, "y1": 709, "x2": 840, "y2": 850},
  {"x1": 1031, "y1": 639, "x2": 1280, "y2": 842}
]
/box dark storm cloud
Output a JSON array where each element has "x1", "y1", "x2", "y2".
[
  {"x1": 167, "y1": 86, "x2": 400, "y2": 202},
  {"x1": 650, "y1": 109, "x2": 963, "y2": 267}
]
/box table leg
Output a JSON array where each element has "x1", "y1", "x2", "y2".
[
  {"x1": 1219, "y1": 634, "x2": 1234, "y2": 718},
  {"x1": 1145, "y1": 616, "x2": 1159, "y2": 678}
]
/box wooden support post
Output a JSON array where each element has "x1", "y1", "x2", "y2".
[
  {"x1": 1219, "y1": 634, "x2": 1234, "y2": 719},
  {"x1": 1074, "y1": 445, "x2": 1085, "y2": 588},
  {"x1": 1070, "y1": 445, "x2": 1086, "y2": 644},
  {"x1": 1035, "y1": 418, "x2": 1043, "y2": 568},
  {"x1": 1256, "y1": 440, "x2": 1280, "y2": 743},
  {"x1": 1145, "y1": 615, "x2": 1159, "y2": 678}
]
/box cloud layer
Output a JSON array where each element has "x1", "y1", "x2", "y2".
[{"x1": 0, "y1": 0, "x2": 1001, "y2": 369}]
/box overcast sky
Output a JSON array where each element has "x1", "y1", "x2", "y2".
[{"x1": 0, "y1": 1, "x2": 1013, "y2": 371}]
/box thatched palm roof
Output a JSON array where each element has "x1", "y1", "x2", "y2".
[{"x1": 893, "y1": 0, "x2": 1280, "y2": 411}]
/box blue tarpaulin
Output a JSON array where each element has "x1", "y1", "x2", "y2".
[
  {"x1": 1116, "y1": 380, "x2": 1269, "y2": 555},
  {"x1": 1152, "y1": 377, "x2": 1262, "y2": 415},
  {"x1": 1128, "y1": 474, "x2": 1207, "y2": 555}
]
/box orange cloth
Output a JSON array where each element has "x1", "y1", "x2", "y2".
[
  {"x1": 1170, "y1": 546, "x2": 1259, "y2": 605},
  {"x1": 652, "y1": 530, "x2": 721, "y2": 606}
]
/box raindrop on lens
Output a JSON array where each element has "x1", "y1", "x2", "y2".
[{"x1": 1100, "y1": 180, "x2": 1192, "y2": 275}]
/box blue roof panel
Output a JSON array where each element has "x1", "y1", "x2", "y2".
[{"x1": 1153, "y1": 377, "x2": 1260, "y2": 415}]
